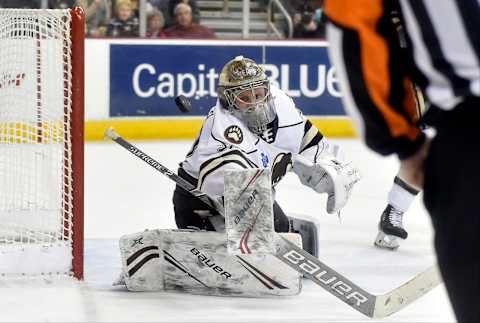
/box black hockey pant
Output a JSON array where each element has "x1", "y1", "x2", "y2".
[{"x1": 423, "y1": 98, "x2": 480, "y2": 323}]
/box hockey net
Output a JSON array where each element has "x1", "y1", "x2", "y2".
[{"x1": 0, "y1": 8, "x2": 84, "y2": 279}]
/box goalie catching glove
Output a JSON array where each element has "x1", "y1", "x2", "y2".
[{"x1": 292, "y1": 154, "x2": 361, "y2": 214}]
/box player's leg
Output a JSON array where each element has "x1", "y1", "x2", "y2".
[
  {"x1": 173, "y1": 186, "x2": 217, "y2": 231},
  {"x1": 173, "y1": 168, "x2": 218, "y2": 231},
  {"x1": 272, "y1": 201, "x2": 290, "y2": 232},
  {"x1": 423, "y1": 103, "x2": 480, "y2": 322},
  {"x1": 374, "y1": 176, "x2": 420, "y2": 250}
]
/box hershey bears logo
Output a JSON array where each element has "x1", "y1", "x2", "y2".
[
  {"x1": 224, "y1": 125, "x2": 243, "y2": 144},
  {"x1": 271, "y1": 153, "x2": 292, "y2": 187}
]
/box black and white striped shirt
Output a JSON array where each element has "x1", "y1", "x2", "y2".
[
  {"x1": 325, "y1": 0, "x2": 479, "y2": 158},
  {"x1": 399, "y1": 0, "x2": 479, "y2": 110}
]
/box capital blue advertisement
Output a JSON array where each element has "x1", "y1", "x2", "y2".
[{"x1": 109, "y1": 41, "x2": 345, "y2": 117}]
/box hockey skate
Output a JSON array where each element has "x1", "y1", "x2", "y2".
[{"x1": 374, "y1": 204, "x2": 408, "y2": 250}]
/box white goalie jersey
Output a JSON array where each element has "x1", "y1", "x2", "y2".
[{"x1": 181, "y1": 85, "x2": 338, "y2": 200}]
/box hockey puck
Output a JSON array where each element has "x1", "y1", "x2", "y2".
[{"x1": 175, "y1": 95, "x2": 192, "y2": 113}]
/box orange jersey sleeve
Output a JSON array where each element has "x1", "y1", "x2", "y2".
[{"x1": 325, "y1": 0, "x2": 425, "y2": 159}]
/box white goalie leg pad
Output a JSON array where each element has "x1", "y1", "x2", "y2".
[
  {"x1": 116, "y1": 229, "x2": 302, "y2": 297},
  {"x1": 116, "y1": 229, "x2": 164, "y2": 291},
  {"x1": 293, "y1": 154, "x2": 361, "y2": 214}
]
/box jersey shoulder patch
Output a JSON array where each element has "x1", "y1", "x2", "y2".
[{"x1": 224, "y1": 125, "x2": 243, "y2": 144}]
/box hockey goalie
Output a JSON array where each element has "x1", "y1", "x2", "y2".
[
  {"x1": 172, "y1": 55, "x2": 360, "y2": 248},
  {"x1": 115, "y1": 167, "x2": 356, "y2": 297},
  {"x1": 114, "y1": 56, "x2": 361, "y2": 297}
]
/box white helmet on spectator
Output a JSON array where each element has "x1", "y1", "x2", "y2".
[{"x1": 218, "y1": 56, "x2": 276, "y2": 134}]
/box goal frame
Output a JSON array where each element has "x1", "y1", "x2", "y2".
[
  {"x1": 70, "y1": 6, "x2": 85, "y2": 280},
  {"x1": 0, "y1": 7, "x2": 85, "y2": 279}
]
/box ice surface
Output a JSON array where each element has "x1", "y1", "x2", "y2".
[{"x1": 0, "y1": 139, "x2": 455, "y2": 322}]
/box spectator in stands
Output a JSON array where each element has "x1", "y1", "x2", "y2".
[
  {"x1": 106, "y1": 0, "x2": 139, "y2": 37},
  {"x1": 48, "y1": 0, "x2": 111, "y2": 36},
  {"x1": 164, "y1": 3, "x2": 215, "y2": 39},
  {"x1": 164, "y1": 0, "x2": 200, "y2": 26},
  {"x1": 76, "y1": 0, "x2": 112, "y2": 36},
  {"x1": 146, "y1": 10, "x2": 166, "y2": 38},
  {"x1": 281, "y1": 0, "x2": 326, "y2": 38},
  {"x1": 292, "y1": 7, "x2": 325, "y2": 38}
]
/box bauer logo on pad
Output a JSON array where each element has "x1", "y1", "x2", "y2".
[{"x1": 224, "y1": 169, "x2": 275, "y2": 255}]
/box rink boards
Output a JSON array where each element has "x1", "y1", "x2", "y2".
[{"x1": 83, "y1": 39, "x2": 356, "y2": 141}]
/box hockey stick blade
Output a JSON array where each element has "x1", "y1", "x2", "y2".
[
  {"x1": 373, "y1": 265, "x2": 442, "y2": 318},
  {"x1": 105, "y1": 127, "x2": 441, "y2": 318},
  {"x1": 275, "y1": 236, "x2": 441, "y2": 318}
]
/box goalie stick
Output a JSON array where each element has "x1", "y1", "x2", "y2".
[
  {"x1": 104, "y1": 127, "x2": 226, "y2": 231},
  {"x1": 105, "y1": 127, "x2": 442, "y2": 318}
]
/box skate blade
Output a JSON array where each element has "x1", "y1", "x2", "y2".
[{"x1": 374, "y1": 231, "x2": 400, "y2": 250}]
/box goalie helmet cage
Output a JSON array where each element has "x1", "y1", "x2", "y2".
[{"x1": 0, "y1": 8, "x2": 84, "y2": 279}]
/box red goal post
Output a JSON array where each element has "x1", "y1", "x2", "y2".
[{"x1": 0, "y1": 7, "x2": 84, "y2": 279}]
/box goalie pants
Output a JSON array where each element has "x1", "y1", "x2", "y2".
[
  {"x1": 172, "y1": 167, "x2": 290, "y2": 232},
  {"x1": 423, "y1": 98, "x2": 480, "y2": 323}
]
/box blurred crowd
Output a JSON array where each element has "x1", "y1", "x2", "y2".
[
  {"x1": 285, "y1": 0, "x2": 325, "y2": 38},
  {"x1": 0, "y1": 0, "x2": 326, "y2": 39}
]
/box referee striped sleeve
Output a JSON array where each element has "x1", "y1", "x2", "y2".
[
  {"x1": 454, "y1": 0, "x2": 480, "y2": 64},
  {"x1": 399, "y1": 0, "x2": 480, "y2": 109}
]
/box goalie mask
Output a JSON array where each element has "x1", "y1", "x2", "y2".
[{"x1": 218, "y1": 56, "x2": 277, "y2": 134}]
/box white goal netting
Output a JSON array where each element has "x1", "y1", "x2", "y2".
[{"x1": 0, "y1": 9, "x2": 81, "y2": 277}]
